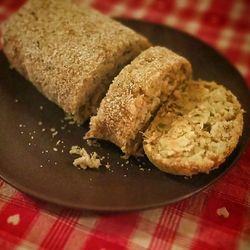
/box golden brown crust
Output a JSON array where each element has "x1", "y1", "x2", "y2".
[
  {"x1": 86, "y1": 46, "x2": 192, "y2": 155},
  {"x1": 2, "y1": 0, "x2": 150, "y2": 123},
  {"x1": 143, "y1": 80, "x2": 244, "y2": 176}
]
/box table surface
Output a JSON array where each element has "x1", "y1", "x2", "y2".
[{"x1": 0, "y1": 0, "x2": 250, "y2": 249}]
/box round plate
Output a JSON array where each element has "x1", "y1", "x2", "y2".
[{"x1": 0, "y1": 19, "x2": 249, "y2": 212}]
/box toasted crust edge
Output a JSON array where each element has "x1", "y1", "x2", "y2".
[{"x1": 143, "y1": 81, "x2": 244, "y2": 176}]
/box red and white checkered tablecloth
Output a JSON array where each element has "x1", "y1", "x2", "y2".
[{"x1": 0, "y1": 0, "x2": 250, "y2": 249}]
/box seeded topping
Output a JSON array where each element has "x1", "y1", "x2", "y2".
[
  {"x1": 86, "y1": 46, "x2": 192, "y2": 155},
  {"x1": 2, "y1": 0, "x2": 150, "y2": 124}
]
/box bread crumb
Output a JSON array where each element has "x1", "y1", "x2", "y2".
[
  {"x1": 52, "y1": 131, "x2": 58, "y2": 137},
  {"x1": 38, "y1": 121, "x2": 43, "y2": 126},
  {"x1": 216, "y1": 207, "x2": 229, "y2": 218},
  {"x1": 69, "y1": 146, "x2": 101, "y2": 170},
  {"x1": 53, "y1": 147, "x2": 58, "y2": 152},
  {"x1": 64, "y1": 114, "x2": 76, "y2": 125},
  {"x1": 40, "y1": 165, "x2": 43, "y2": 168},
  {"x1": 64, "y1": 115, "x2": 73, "y2": 121},
  {"x1": 121, "y1": 154, "x2": 129, "y2": 160},
  {"x1": 20, "y1": 131, "x2": 24, "y2": 134},
  {"x1": 105, "y1": 162, "x2": 111, "y2": 169},
  {"x1": 14, "y1": 99, "x2": 19, "y2": 103},
  {"x1": 7, "y1": 214, "x2": 20, "y2": 225},
  {"x1": 86, "y1": 139, "x2": 100, "y2": 147},
  {"x1": 40, "y1": 106, "x2": 44, "y2": 110},
  {"x1": 50, "y1": 128, "x2": 56, "y2": 132},
  {"x1": 42, "y1": 128, "x2": 46, "y2": 132},
  {"x1": 56, "y1": 140, "x2": 61, "y2": 145}
]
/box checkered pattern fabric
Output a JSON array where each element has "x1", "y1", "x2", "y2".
[{"x1": 0, "y1": 0, "x2": 250, "y2": 249}]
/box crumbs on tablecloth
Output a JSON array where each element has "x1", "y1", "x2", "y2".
[
  {"x1": 216, "y1": 207, "x2": 229, "y2": 218},
  {"x1": 7, "y1": 214, "x2": 20, "y2": 226}
]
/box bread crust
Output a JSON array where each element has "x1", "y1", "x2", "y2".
[
  {"x1": 2, "y1": 0, "x2": 150, "y2": 123},
  {"x1": 143, "y1": 80, "x2": 244, "y2": 176},
  {"x1": 86, "y1": 46, "x2": 192, "y2": 155}
]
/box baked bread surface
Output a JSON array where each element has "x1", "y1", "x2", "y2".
[
  {"x1": 2, "y1": 0, "x2": 150, "y2": 123},
  {"x1": 86, "y1": 46, "x2": 192, "y2": 155},
  {"x1": 143, "y1": 80, "x2": 244, "y2": 176}
]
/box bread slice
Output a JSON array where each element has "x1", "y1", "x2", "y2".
[
  {"x1": 86, "y1": 46, "x2": 192, "y2": 155},
  {"x1": 143, "y1": 80, "x2": 244, "y2": 176},
  {"x1": 1, "y1": 0, "x2": 150, "y2": 123}
]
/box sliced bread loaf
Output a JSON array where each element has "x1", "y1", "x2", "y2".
[
  {"x1": 143, "y1": 80, "x2": 244, "y2": 176},
  {"x1": 2, "y1": 0, "x2": 150, "y2": 123},
  {"x1": 86, "y1": 46, "x2": 192, "y2": 155}
]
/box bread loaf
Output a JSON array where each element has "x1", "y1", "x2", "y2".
[
  {"x1": 143, "y1": 80, "x2": 244, "y2": 176},
  {"x1": 86, "y1": 46, "x2": 192, "y2": 155},
  {"x1": 2, "y1": 0, "x2": 150, "y2": 123}
]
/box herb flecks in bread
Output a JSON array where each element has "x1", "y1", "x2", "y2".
[
  {"x1": 143, "y1": 80, "x2": 244, "y2": 176},
  {"x1": 86, "y1": 46, "x2": 192, "y2": 155}
]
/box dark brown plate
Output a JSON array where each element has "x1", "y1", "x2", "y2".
[{"x1": 0, "y1": 19, "x2": 249, "y2": 212}]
